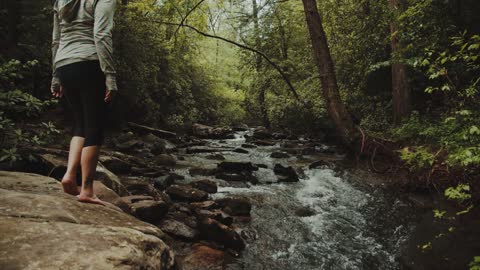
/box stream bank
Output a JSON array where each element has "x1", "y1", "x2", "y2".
[{"x1": 0, "y1": 124, "x2": 478, "y2": 270}]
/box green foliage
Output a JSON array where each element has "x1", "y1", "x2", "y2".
[
  {"x1": 470, "y1": 256, "x2": 480, "y2": 270},
  {"x1": 444, "y1": 184, "x2": 471, "y2": 203},
  {"x1": 0, "y1": 59, "x2": 59, "y2": 164},
  {"x1": 398, "y1": 146, "x2": 435, "y2": 171}
]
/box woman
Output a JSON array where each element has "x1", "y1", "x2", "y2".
[{"x1": 51, "y1": 0, "x2": 117, "y2": 205}]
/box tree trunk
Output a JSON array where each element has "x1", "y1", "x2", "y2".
[
  {"x1": 301, "y1": 0, "x2": 357, "y2": 144},
  {"x1": 389, "y1": 0, "x2": 411, "y2": 125},
  {"x1": 6, "y1": 0, "x2": 20, "y2": 51},
  {"x1": 252, "y1": 0, "x2": 269, "y2": 128}
]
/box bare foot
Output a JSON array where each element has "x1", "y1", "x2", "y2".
[
  {"x1": 77, "y1": 194, "x2": 106, "y2": 206},
  {"x1": 61, "y1": 179, "x2": 80, "y2": 196}
]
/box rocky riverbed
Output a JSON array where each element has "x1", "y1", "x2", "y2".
[{"x1": 0, "y1": 124, "x2": 478, "y2": 270}]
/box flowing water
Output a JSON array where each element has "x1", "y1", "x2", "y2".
[{"x1": 176, "y1": 130, "x2": 417, "y2": 270}]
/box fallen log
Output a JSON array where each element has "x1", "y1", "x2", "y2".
[{"x1": 127, "y1": 122, "x2": 177, "y2": 139}]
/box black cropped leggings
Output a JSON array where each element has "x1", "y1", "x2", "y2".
[{"x1": 57, "y1": 61, "x2": 106, "y2": 147}]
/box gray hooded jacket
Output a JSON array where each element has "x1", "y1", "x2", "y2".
[{"x1": 52, "y1": 0, "x2": 118, "y2": 91}]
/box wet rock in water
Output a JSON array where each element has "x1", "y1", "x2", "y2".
[
  {"x1": 166, "y1": 185, "x2": 209, "y2": 202},
  {"x1": 253, "y1": 139, "x2": 276, "y2": 146},
  {"x1": 179, "y1": 244, "x2": 225, "y2": 270},
  {"x1": 0, "y1": 171, "x2": 175, "y2": 270},
  {"x1": 406, "y1": 193, "x2": 434, "y2": 209},
  {"x1": 189, "y1": 167, "x2": 218, "y2": 176},
  {"x1": 215, "y1": 197, "x2": 252, "y2": 216},
  {"x1": 233, "y1": 124, "x2": 249, "y2": 131},
  {"x1": 233, "y1": 148, "x2": 249, "y2": 154},
  {"x1": 95, "y1": 163, "x2": 130, "y2": 196},
  {"x1": 99, "y1": 155, "x2": 132, "y2": 174},
  {"x1": 146, "y1": 135, "x2": 177, "y2": 155},
  {"x1": 271, "y1": 152, "x2": 290, "y2": 158},
  {"x1": 301, "y1": 147, "x2": 316, "y2": 155},
  {"x1": 155, "y1": 154, "x2": 177, "y2": 167},
  {"x1": 198, "y1": 217, "x2": 245, "y2": 250},
  {"x1": 309, "y1": 159, "x2": 331, "y2": 169},
  {"x1": 274, "y1": 164, "x2": 299, "y2": 182},
  {"x1": 191, "y1": 179, "x2": 218, "y2": 194},
  {"x1": 252, "y1": 126, "x2": 272, "y2": 139},
  {"x1": 205, "y1": 153, "x2": 226, "y2": 160},
  {"x1": 192, "y1": 123, "x2": 234, "y2": 139},
  {"x1": 196, "y1": 209, "x2": 233, "y2": 226},
  {"x1": 294, "y1": 206, "x2": 316, "y2": 217},
  {"x1": 120, "y1": 195, "x2": 155, "y2": 204},
  {"x1": 255, "y1": 163, "x2": 268, "y2": 169},
  {"x1": 130, "y1": 199, "x2": 169, "y2": 222},
  {"x1": 158, "y1": 218, "x2": 199, "y2": 241},
  {"x1": 217, "y1": 161, "x2": 258, "y2": 173},
  {"x1": 272, "y1": 132, "x2": 288, "y2": 140},
  {"x1": 190, "y1": 200, "x2": 217, "y2": 210},
  {"x1": 215, "y1": 171, "x2": 259, "y2": 184},
  {"x1": 241, "y1": 143, "x2": 257, "y2": 149}
]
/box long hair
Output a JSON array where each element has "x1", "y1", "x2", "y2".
[{"x1": 56, "y1": 0, "x2": 81, "y2": 22}]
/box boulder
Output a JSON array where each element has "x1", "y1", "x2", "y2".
[
  {"x1": 166, "y1": 185, "x2": 209, "y2": 202},
  {"x1": 241, "y1": 143, "x2": 257, "y2": 149},
  {"x1": 272, "y1": 132, "x2": 288, "y2": 140},
  {"x1": 179, "y1": 244, "x2": 225, "y2": 270},
  {"x1": 309, "y1": 160, "x2": 331, "y2": 169},
  {"x1": 274, "y1": 164, "x2": 299, "y2": 182},
  {"x1": 154, "y1": 175, "x2": 177, "y2": 190},
  {"x1": 158, "y1": 218, "x2": 199, "y2": 241},
  {"x1": 198, "y1": 217, "x2": 245, "y2": 250},
  {"x1": 36, "y1": 153, "x2": 67, "y2": 180},
  {"x1": 0, "y1": 171, "x2": 175, "y2": 270},
  {"x1": 130, "y1": 199, "x2": 169, "y2": 223},
  {"x1": 252, "y1": 126, "x2": 272, "y2": 139},
  {"x1": 196, "y1": 209, "x2": 233, "y2": 226},
  {"x1": 93, "y1": 181, "x2": 130, "y2": 213},
  {"x1": 215, "y1": 197, "x2": 252, "y2": 216},
  {"x1": 99, "y1": 155, "x2": 132, "y2": 174},
  {"x1": 215, "y1": 172, "x2": 259, "y2": 184},
  {"x1": 191, "y1": 179, "x2": 218, "y2": 194},
  {"x1": 122, "y1": 177, "x2": 171, "y2": 204},
  {"x1": 192, "y1": 123, "x2": 234, "y2": 139},
  {"x1": 232, "y1": 124, "x2": 249, "y2": 131},
  {"x1": 190, "y1": 200, "x2": 217, "y2": 210},
  {"x1": 233, "y1": 148, "x2": 249, "y2": 154},
  {"x1": 95, "y1": 163, "x2": 130, "y2": 196}
]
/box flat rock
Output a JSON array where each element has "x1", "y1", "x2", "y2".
[{"x1": 0, "y1": 171, "x2": 174, "y2": 270}]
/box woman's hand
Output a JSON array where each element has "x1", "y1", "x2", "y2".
[
  {"x1": 51, "y1": 84, "x2": 64, "y2": 98},
  {"x1": 104, "y1": 89, "x2": 116, "y2": 102}
]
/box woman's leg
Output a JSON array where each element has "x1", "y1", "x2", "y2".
[
  {"x1": 61, "y1": 136, "x2": 85, "y2": 195},
  {"x1": 76, "y1": 61, "x2": 107, "y2": 205},
  {"x1": 77, "y1": 145, "x2": 104, "y2": 205},
  {"x1": 60, "y1": 67, "x2": 86, "y2": 196}
]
